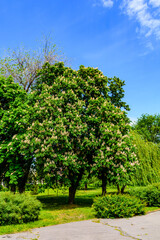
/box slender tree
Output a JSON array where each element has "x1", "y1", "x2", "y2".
[{"x1": 0, "y1": 37, "x2": 65, "y2": 92}]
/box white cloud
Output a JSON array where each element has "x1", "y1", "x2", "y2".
[
  {"x1": 93, "y1": 0, "x2": 160, "y2": 43},
  {"x1": 149, "y1": 0, "x2": 160, "y2": 8},
  {"x1": 102, "y1": 0, "x2": 114, "y2": 8},
  {"x1": 121, "y1": 0, "x2": 160, "y2": 40}
]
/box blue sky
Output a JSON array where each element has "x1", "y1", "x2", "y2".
[{"x1": 0, "y1": 0, "x2": 160, "y2": 122}]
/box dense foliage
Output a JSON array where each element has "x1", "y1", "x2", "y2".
[
  {"x1": 131, "y1": 132, "x2": 160, "y2": 186},
  {"x1": 92, "y1": 194, "x2": 145, "y2": 218},
  {"x1": 129, "y1": 183, "x2": 160, "y2": 207},
  {"x1": 108, "y1": 77, "x2": 130, "y2": 111},
  {"x1": 133, "y1": 114, "x2": 160, "y2": 144},
  {"x1": 0, "y1": 76, "x2": 33, "y2": 192},
  {"x1": 0, "y1": 193, "x2": 41, "y2": 225}
]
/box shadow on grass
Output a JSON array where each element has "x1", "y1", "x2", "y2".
[
  {"x1": 37, "y1": 188, "x2": 117, "y2": 211},
  {"x1": 37, "y1": 195, "x2": 95, "y2": 210}
]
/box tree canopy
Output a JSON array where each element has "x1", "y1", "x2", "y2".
[
  {"x1": 133, "y1": 114, "x2": 160, "y2": 144},
  {"x1": 19, "y1": 63, "x2": 137, "y2": 202}
]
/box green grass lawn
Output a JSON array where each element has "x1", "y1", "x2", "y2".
[{"x1": 0, "y1": 187, "x2": 159, "y2": 235}]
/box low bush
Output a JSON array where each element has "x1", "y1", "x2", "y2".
[
  {"x1": 92, "y1": 194, "x2": 145, "y2": 218},
  {"x1": 0, "y1": 193, "x2": 42, "y2": 226},
  {"x1": 0, "y1": 185, "x2": 8, "y2": 192},
  {"x1": 129, "y1": 183, "x2": 160, "y2": 207}
]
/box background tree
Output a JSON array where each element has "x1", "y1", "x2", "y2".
[
  {"x1": 0, "y1": 36, "x2": 65, "y2": 92},
  {"x1": 91, "y1": 105, "x2": 137, "y2": 195},
  {"x1": 0, "y1": 75, "x2": 25, "y2": 185},
  {"x1": 0, "y1": 76, "x2": 33, "y2": 192},
  {"x1": 133, "y1": 114, "x2": 160, "y2": 143},
  {"x1": 131, "y1": 131, "x2": 160, "y2": 186}
]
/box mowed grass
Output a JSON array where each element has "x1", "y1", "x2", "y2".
[{"x1": 0, "y1": 187, "x2": 159, "y2": 235}]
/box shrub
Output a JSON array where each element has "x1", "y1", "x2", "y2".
[
  {"x1": 0, "y1": 185, "x2": 8, "y2": 192},
  {"x1": 92, "y1": 194, "x2": 145, "y2": 218},
  {"x1": 129, "y1": 183, "x2": 160, "y2": 207},
  {"x1": 0, "y1": 193, "x2": 42, "y2": 225}
]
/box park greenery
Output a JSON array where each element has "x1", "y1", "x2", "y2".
[
  {"x1": 0, "y1": 193, "x2": 41, "y2": 225},
  {"x1": 129, "y1": 183, "x2": 160, "y2": 207},
  {"x1": 0, "y1": 43, "x2": 160, "y2": 231},
  {"x1": 133, "y1": 114, "x2": 160, "y2": 144},
  {"x1": 131, "y1": 131, "x2": 160, "y2": 186},
  {"x1": 92, "y1": 194, "x2": 145, "y2": 218},
  {"x1": 0, "y1": 186, "x2": 159, "y2": 234}
]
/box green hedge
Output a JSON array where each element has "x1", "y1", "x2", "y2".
[
  {"x1": 129, "y1": 183, "x2": 160, "y2": 207},
  {"x1": 92, "y1": 194, "x2": 145, "y2": 218},
  {"x1": 0, "y1": 193, "x2": 41, "y2": 225}
]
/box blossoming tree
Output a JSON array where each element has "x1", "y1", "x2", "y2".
[{"x1": 20, "y1": 62, "x2": 138, "y2": 202}]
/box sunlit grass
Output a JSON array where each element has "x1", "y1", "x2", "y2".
[
  {"x1": 0, "y1": 207, "x2": 94, "y2": 235},
  {"x1": 145, "y1": 207, "x2": 160, "y2": 212}
]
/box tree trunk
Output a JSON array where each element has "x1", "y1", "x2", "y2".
[
  {"x1": 68, "y1": 170, "x2": 84, "y2": 204},
  {"x1": 10, "y1": 185, "x2": 16, "y2": 193},
  {"x1": 102, "y1": 178, "x2": 107, "y2": 196},
  {"x1": 18, "y1": 171, "x2": 30, "y2": 193},
  {"x1": 117, "y1": 184, "x2": 121, "y2": 194},
  {"x1": 68, "y1": 185, "x2": 77, "y2": 204},
  {"x1": 18, "y1": 178, "x2": 26, "y2": 193},
  {"x1": 121, "y1": 185, "x2": 126, "y2": 194},
  {"x1": 85, "y1": 183, "x2": 87, "y2": 190},
  {"x1": 18, "y1": 158, "x2": 33, "y2": 193}
]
